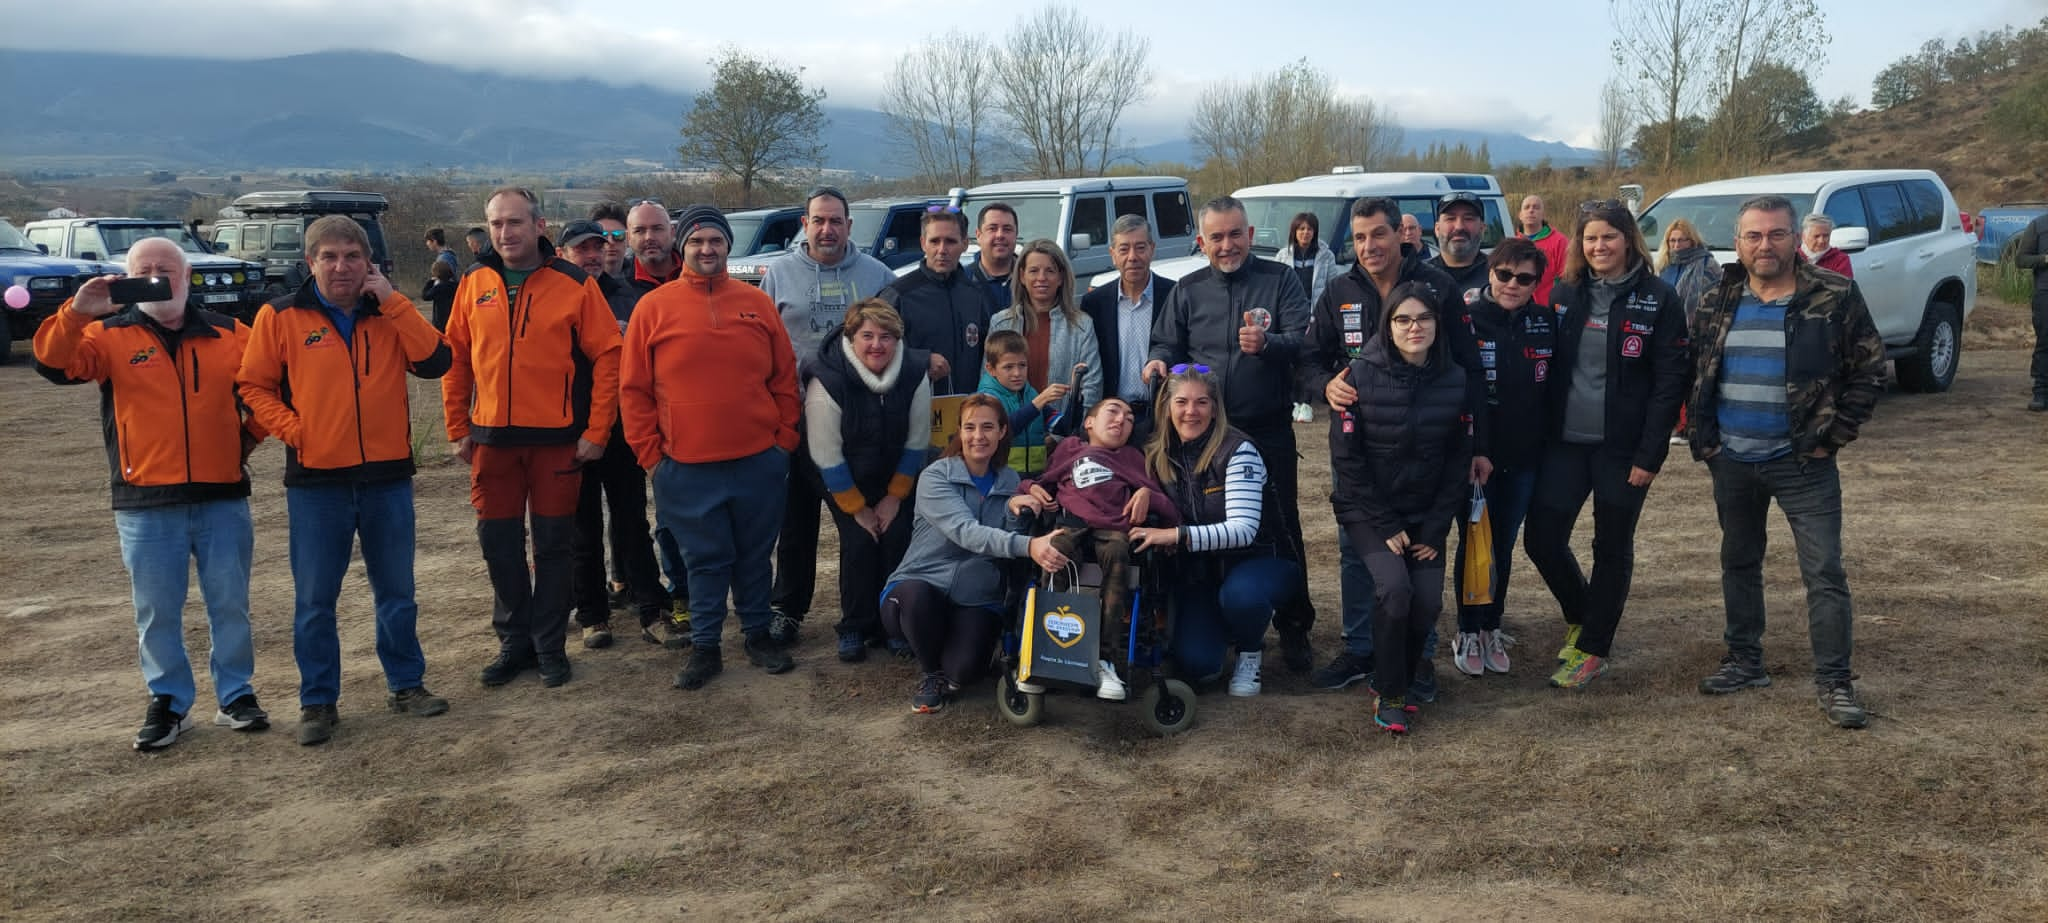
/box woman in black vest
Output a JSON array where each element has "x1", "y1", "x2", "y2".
[
  {"x1": 1128, "y1": 367, "x2": 1299, "y2": 698},
  {"x1": 1330, "y1": 281, "x2": 1471, "y2": 734},
  {"x1": 806, "y1": 300, "x2": 934, "y2": 663}
]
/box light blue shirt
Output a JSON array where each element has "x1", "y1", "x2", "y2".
[{"x1": 1116, "y1": 279, "x2": 1154, "y2": 402}]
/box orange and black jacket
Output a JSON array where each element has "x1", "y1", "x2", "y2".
[
  {"x1": 237, "y1": 280, "x2": 452, "y2": 486},
  {"x1": 33, "y1": 304, "x2": 265, "y2": 510},
  {"x1": 441, "y1": 239, "x2": 622, "y2": 447}
]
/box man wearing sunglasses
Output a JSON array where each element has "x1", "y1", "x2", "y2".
[
  {"x1": 1427, "y1": 192, "x2": 1492, "y2": 305},
  {"x1": 588, "y1": 202, "x2": 630, "y2": 281}
]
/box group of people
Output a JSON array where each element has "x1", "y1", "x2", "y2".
[{"x1": 34, "y1": 181, "x2": 1885, "y2": 752}]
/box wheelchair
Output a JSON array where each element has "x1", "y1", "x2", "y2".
[{"x1": 992, "y1": 512, "x2": 1198, "y2": 737}]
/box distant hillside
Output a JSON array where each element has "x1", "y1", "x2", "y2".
[{"x1": 1130, "y1": 129, "x2": 1598, "y2": 171}]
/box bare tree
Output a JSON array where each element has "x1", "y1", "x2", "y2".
[
  {"x1": 992, "y1": 5, "x2": 1151, "y2": 177},
  {"x1": 1611, "y1": 0, "x2": 1726, "y2": 173},
  {"x1": 678, "y1": 49, "x2": 827, "y2": 207},
  {"x1": 1715, "y1": 0, "x2": 1828, "y2": 96},
  {"x1": 1189, "y1": 60, "x2": 1402, "y2": 193},
  {"x1": 1596, "y1": 76, "x2": 1632, "y2": 175},
  {"x1": 883, "y1": 32, "x2": 993, "y2": 187}
]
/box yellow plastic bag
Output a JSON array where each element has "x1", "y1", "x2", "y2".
[{"x1": 1460, "y1": 486, "x2": 1495, "y2": 607}]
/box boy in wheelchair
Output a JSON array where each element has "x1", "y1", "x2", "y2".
[{"x1": 1020, "y1": 397, "x2": 1181, "y2": 700}]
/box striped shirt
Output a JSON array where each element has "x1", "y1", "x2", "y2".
[
  {"x1": 1184, "y1": 442, "x2": 1267, "y2": 553},
  {"x1": 1715, "y1": 292, "x2": 1792, "y2": 462}
]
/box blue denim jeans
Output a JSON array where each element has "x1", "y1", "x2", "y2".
[
  {"x1": 1455, "y1": 466, "x2": 1539, "y2": 633},
  {"x1": 1709, "y1": 453, "x2": 1854, "y2": 684},
  {"x1": 113, "y1": 499, "x2": 256, "y2": 716},
  {"x1": 287, "y1": 480, "x2": 427, "y2": 705},
  {"x1": 1170, "y1": 556, "x2": 1300, "y2": 681},
  {"x1": 651, "y1": 448, "x2": 789, "y2": 649}
]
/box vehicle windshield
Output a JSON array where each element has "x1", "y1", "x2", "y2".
[
  {"x1": 0, "y1": 220, "x2": 34, "y2": 251},
  {"x1": 1241, "y1": 196, "x2": 1354, "y2": 258},
  {"x1": 955, "y1": 195, "x2": 1063, "y2": 246},
  {"x1": 99, "y1": 225, "x2": 212, "y2": 255},
  {"x1": 1639, "y1": 193, "x2": 1815, "y2": 253},
  {"x1": 726, "y1": 216, "x2": 766, "y2": 254},
  {"x1": 848, "y1": 205, "x2": 894, "y2": 250}
]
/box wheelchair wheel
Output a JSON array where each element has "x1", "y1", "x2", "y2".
[
  {"x1": 1141, "y1": 679, "x2": 1197, "y2": 736},
  {"x1": 996, "y1": 670, "x2": 1044, "y2": 727}
]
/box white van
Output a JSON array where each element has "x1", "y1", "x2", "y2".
[{"x1": 937, "y1": 176, "x2": 1196, "y2": 279}]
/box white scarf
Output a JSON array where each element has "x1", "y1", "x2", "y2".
[{"x1": 840, "y1": 335, "x2": 904, "y2": 394}]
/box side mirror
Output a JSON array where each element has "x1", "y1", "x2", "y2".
[
  {"x1": 1831, "y1": 226, "x2": 1870, "y2": 253},
  {"x1": 79, "y1": 250, "x2": 99, "y2": 260},
  {"x1": 1069, "y1": 232, "x2": 1094, "y2": 251},
  {"x1": 36, "y1": 244, "x2": 48, "y2": 254}
]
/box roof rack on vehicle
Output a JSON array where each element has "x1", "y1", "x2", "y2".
[{"x1": 230, "y1": 190, "x2": 389, "y2": 214}]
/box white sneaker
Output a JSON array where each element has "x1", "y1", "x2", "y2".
[
  {"x1": 1094, "y1": 660, "x2": 1127, "y2": 701},
  {"x1": 1291, "y1": 402, "x2": 1314, "y2": 424},
  {"x1": 1483, "y1": 630, "x2": 1512, "y2": 673},
  {"x1": 1453, "y1": 632, "x2": 1485, "y2": 676},
  {"x1": 1669, "y1": 433, "x2": 1688, "y2": 446},
  {"x1": 1015, "y1": 672, "x2": 1045, "y2": 694},
  {"x1": 1228, "y1": 651, "x2": 1263, "y2": 697}
]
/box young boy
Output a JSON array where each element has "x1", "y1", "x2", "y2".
[
  {"x1": 975, "y1": 330, "x2": 1068, "y2": 477},
  {"x1": 1021, "y1": 397, "x2": 1181, "y2": 700}
]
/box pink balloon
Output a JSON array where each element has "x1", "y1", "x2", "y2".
[{"x1": 3, "y1": 285, "x2": 29, "y2": 310}]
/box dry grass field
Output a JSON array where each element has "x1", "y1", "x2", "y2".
[{"x1": 1, "y1": 301, "x2": 2043, "y2": 922}]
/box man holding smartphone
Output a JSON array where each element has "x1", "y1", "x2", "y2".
[{"x1": 32, "y1": 237, "x2": 269, "y2": 750}]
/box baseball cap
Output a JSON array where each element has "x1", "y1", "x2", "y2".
[
  {"x1": 559, "y1": 220, "x2": 604, "y2": 248},
  {"x1": 1438, "y1": 192, "x2": 1483, "y2": 217}
]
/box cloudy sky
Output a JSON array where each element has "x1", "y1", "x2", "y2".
[{"x1": 5, "y1": 0, "x2": 2041, "y2": 148}]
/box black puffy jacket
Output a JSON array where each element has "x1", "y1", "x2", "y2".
[
  {"x1": 1329, "y1": 331, "x2": 1471, "y2": 550},
  {"x1": 1467, "y1": 286, "x2": 1559, "y2": 471}
]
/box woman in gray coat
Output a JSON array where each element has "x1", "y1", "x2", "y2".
[{"x1": 991, "y1": 239, "x2": 1104, "y2": 410}]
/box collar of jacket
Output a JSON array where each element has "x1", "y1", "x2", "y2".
[
  {"x1": 104, "y1": 306, "x2": 225, "y2": 338},
  {"x1": 917, "y1": 261, "x2": 960, "y2": 285},
  {"x1": 479, "y1": 236, "x2": 560, "y2": 275},
  {"x1": 680, "y1": 262, "x2": 728, "y2": 290},
  {"x1": 1712, "y1": 257, "x2": 1839, "y2": 306},
  {"x1": 837, "y1": 335, "x2": 907, "y2": 393},
  {"x1": 286, "y1": 276, "x2": 383, "y2": 317}
]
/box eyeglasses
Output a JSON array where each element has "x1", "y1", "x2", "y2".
[
  {"x1": 599, "y1": 229, "x2": 627, "y2": 241},
  {"x1": 1169, "y1": 363, "x2": 1211, "y2": 375},
  {"x1": 1736, "y1": 230, "x2": 1795, "y2": 246},
  {"x1": 1493, "y1": 268, "x2": 1540, "y2": 286},
  {"x1": 1390, "y1": 314, "x2": 1438, "y2": 329},
  {"x1": 925, "y1": 204, "x2": 962, "y2": 214}
]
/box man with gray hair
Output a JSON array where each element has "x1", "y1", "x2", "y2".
[
  {"x1": 1081, "y1": 213, "x2": 1176, "y2": 443},
  {"x1": 1799, "y1": 213, "x2": 1852, "y2": 278}
]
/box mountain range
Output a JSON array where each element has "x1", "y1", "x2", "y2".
[{"x1": 0, "y1": 49, "x2": 1599, "y2": 176}]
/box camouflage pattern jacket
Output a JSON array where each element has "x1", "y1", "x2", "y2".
[{"x1": 1684, "y1": 260, "x2": 1885, "y2": 461}]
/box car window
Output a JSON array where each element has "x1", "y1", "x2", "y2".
[
  {"x1": 1152, "y1": 191, "x2": 1192, "y2": 239},
  {"x1": 1240, "y1": 196, "x2": 1351, "y2": 256},
  {"x1": 213, "y1": 225, "x2": 239, "y2": 253},
  {"x1": 240, "y1": 223, "x2": 267, "y2": 254},
  {"x1": 270, "y1": 222, "x2": 302, "y2": 253},
  {"x1": 1639, "y1": 193, "x2": 1816, "y2": 252},
  {"x1": 884, "y1": 209, "x2": 921, "y2": 252},
  {"x1": 72, "y1": 226, "x2": 108, "y2": 260},
  {"x1": 1113, "y1": 194, "x2": 1145, "y2": 222},
  {"x1": 759, "y1": 215, "x2": 802, "y2": 254},
  {"x1": 1822, "y1": 188, "x2": 1869, "y2": 233},
  {"x1": 1903, "y1": 179, "x2": 1945, "y2": 235},
  {"x1": 1861, "y1": 183, "x2": 1913, "y2": 244},
  {"x1": 24, "y1": 226, "x2": 60, "y2": 253},
  {"x1": 1071, "y1": 196, "x2": 1108, "y2": 246},
  {"x1": 1481, "y1": 199, "x2": 1509, "y2": 247}
]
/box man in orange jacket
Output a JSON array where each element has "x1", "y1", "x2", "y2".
[
  {"x1": 442, "y1": 186, "x2": 623, "y2": 689},
  {"x1": 34, "y1": 237, "x2": 269, "y2": 750},
  {"x1": 622, "y1": 204, "x2": 801, "y2": 690},
  {"x1": 239, "y1": 216, "x2": 454, "y2": 745}
]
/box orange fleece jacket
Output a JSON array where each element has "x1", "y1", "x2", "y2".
[{"x1": 620, "y1": 265, "x2": 800, "y2": 467}]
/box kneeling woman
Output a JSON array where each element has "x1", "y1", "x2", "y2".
[
  {"x1": 1331, "y1": 282, "x2": 1471, "y2": 734},
  {"x1": 883, "y1": 393, "x2": 1070, "y2": 713},
  {"x1": 1128, "y1": 367, "x2": 1300, "y2": 698}
]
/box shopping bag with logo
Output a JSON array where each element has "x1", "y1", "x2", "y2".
[
  {"x1": 1460, "y1": 484, "x2": 1496, "y2": 607},
  {"x1": 1017, "y1": 577, "x2": 1101, "y2": 688}
]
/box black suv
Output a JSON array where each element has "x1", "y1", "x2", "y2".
[
  {"x1": 209, "y1": 191, "x2": 392, "y2": 299},
  {"x1": 23, "y1": 218, "x2": 268, "y2": 321}
]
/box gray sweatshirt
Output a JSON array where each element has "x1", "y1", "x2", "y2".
[
  {"x1": 761, "y1": 242, "x2": 899, "y2": 370},
  {"x1": 1562, "y1": 262, "x2": 1642, "y2": 444}
]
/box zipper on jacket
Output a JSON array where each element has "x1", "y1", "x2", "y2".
[
  {"x1": 175, "y1": 344, "x2": 194, "y2": 483},
  {"x1": 350, "y1": 321, "x2": 368, "y2": 465},
  {"x1": 504, "y1": 277, "x2": 520, "y2": 430}
]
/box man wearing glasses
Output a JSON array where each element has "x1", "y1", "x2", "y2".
[
  {"x1": 1686, "y1": 195, "x2": 1884, "y2": 729},
  {"x1": 588, "y1": 202, "x2": 631, "y2": 281},
  {"x1": 760, "y1": 187, "x2": 899, "y2": 646}
]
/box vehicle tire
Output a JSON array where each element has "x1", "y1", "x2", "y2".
[
  {"x1": 1141, "y1": 679, "x2": 1197, "y2": 737},
  {"x1": 996, "y1": 670, "x2": 1044, "y2": 728},
  {"x1": 1895, "y1": 301, "x2": 1960, "y2": 393}
]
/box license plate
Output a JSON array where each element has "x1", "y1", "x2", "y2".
[{"x1": 202, "y1": 293, "x2": 240, "y2": 304}]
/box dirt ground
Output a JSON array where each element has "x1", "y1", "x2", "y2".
[{"x1": 2, "y1": 301, "x2": 2043, "y2": 922}]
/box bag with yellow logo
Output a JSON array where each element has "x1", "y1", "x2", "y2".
[
  {"x1": 1460, "y1": 485, "x2": 1496, "y2": 607},
  {"x1": 1017, "y1": 577, "x2": 1101, "y2": 688}
]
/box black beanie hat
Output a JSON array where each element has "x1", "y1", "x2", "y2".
[{"x1": 675, "y1": 204, "x2": 732, "y2": 245}]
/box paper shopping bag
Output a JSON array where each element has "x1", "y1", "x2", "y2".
[
  {"x1": 1460, "y1": 486, "x2": 1496, "y2": 607},
  {"x1": 1017, "y1": 584, "x2": 1101, "y2": 687}
]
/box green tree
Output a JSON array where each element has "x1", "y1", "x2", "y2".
[
  {"x1": 678, "y1": 49, "x2": 827, "y2": 207},
  {"x1": 1703, "y1": 63, "x2": 1827, "y2": 169}
]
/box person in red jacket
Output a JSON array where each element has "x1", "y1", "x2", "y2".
[
  {"x1": 1800, "y1": 214, "x2": 1854, "y2": 278},
  {"x1": 442, "y1": 186, "x2": 623, "y2": 690},
  {"x1": 239, "y1": 216, "x2": 453, "y2": 745},
  {"x1": 1518, "y1": 195, "x2": 1570, "y2": 305},
  {"x1": 34, "y1": 237, "x2": 269, "y2": 750},
  {"x1": 621, "y1": 205, "x2": 802, "y2": 691}
]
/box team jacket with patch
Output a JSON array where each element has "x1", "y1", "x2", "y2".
[
  {"x1": 1467, "y1": 287, "x2": 1559, "y2": 471},
  {"x1": 1148, "y1": 258, "x2": 1308, "y2": 423},
  {"x1": 34, "y1": 304, "x2": 263, "y2": 510},
  {"x1": 1547, "y1": 270, "x2": 1692, "y2": 473},
  {"x1": 441, "y1": 240, "x2": 623, "y2": 447},
  {"x1": 237, "y1": 281, "x2": 452, "y2": 486}
]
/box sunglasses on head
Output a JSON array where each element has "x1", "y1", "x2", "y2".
[
  {"x1": 1493, "y1": 268, "x2": 1540, "y2": 286},
  {"x1": 925, "y1": 204, "x2": 962, "y2": 214},
  {"x1": 1579, "y1": 198, "x2": 1622, "y2": 214},
  {"x1": 627, "y1": 197, "x2": 665, "y2": 209},
  {"x1": 1169, "y1": 363, "x2": 1211, "y2": 375}
]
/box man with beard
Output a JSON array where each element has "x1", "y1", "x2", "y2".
[{"x1": 1427, "y1": 192, "x2": 1493, "y2": 304}]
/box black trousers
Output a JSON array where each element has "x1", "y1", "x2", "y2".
[
  {"x1": 1348, "y1": 523, "x2": 1446, "y2": 700},
  {"x1": 1234, "y1": 412, "x2": 1316, "y2": 637},
  {"x1": 771, "y1": 444, "x2": 827, "y2": 620},
  {"x1": 571, "y1": 438, "x2": 666, "y2": 628},
  {"x1": 882, "y1": 579, "x2": 1001, "y2": 684},
  {"x1": 825, "y1": 493, "x2": 915, "y2": 638},
  {"x1": 1522, "y1": 442, "x2": 1650, "y2": 659},
  {"x1": 2031, "y1": 290, "x2": 2048, "y2": 395}
]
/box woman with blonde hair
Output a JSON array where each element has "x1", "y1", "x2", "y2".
[
  {"x1": 1655, "y1": 217, "x2": 1723, "y2": 324},
  {"x1": 993, "y1": 239, "x2": 1103, "y2": 410}
]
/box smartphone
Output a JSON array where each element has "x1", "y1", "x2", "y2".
[{"x1": 108, "y1": 276, "x2": 173, "y2": 305}]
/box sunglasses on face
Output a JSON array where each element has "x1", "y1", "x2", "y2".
[
  {"x1": 1493, "y1": 268, "x2": 1540, "y2": 286},
  {"x1": 1169, "y1": 363, "x2": 1211, "y2": 375},
  {"x1": 598, "y1": 229, "x2": 627, "y2": 241}
]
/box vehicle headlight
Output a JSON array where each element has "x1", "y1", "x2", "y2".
[
  {"x1": 191, "y1": 272, "x2": 205, "y2": 287},
  {"x1": 231, "y1": 271, "x2": 245, "y2": 284},
  {"x1": 29, "y1": 276, "x2": 66, "y2": 291},
  {"x1": 10, "y1": 274, "x2": 28, "y2": 288}
]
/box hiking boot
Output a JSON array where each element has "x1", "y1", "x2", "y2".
[
  {"x1": 912, "y1": 672, "x2": 952, "y2": 714},
  {"x1": 674, "y1": 647, "x2": 723, "y2": 690},
  {"x1": 607, "y1": 582, "x2": 628, "y2": 610},
  {"x1": 537, "y1": 652, "x2": 572, "y2": 688},
  {"x1": 1556, "y1": 623, "x2": 1583, "y2": 663},
  {"x1": 1550, "y1": 649, "x2": 1608, "y2": 688},
  {"x1": 641, "y1": 618, "x2": 690, "y2": 649},
  {"x1": 134, "y1": 694, "x2": 191, "y2": 751},
  {"x1": 1310, "y1": 651, "x2": 1372, "y2": 691},
  {"x1": 1228, "y1": 650, "x2": 1263, "y2": 697},
  {"x1": 1482, "y1": 630, "x2": 1512, "y2": 673},
  {"x1": 1699, "y1": 655, "x2": 1771, "y2": 695},
  {"x1": 1278, "y1": 628, "x2": 1314, "y2": 674},
  {"x1": 836, "y1": 630, "x2": 868, "y2": 663},
  {"x1": 1372, "y1": 694, "x2": 1414, "y2": 734},
  {"x1": 297, "y1": 704, "x2": 339, "y2": 746},
  {"x1": 387, "y1": 686, "x2": 449, "y2": 717},
  {"x1": 2030, "y1": 393, "x2": 2048, "y2": 412},
  {"x1": 766, "y1": 610, "x2": 802, "y2": 646},
  {"x1": 1409, "y1": 658, "x2": 1438, "y2": 703},
  {"x1": 1096, "y1": 659, "x2": 1130, "y2": 701},
  {"x1": 1818, "y1": 680, "x2": 1869, "y2": 729},
  {"x1": 1452, "y1": 632, "x2": 1485, "y2": 677},
  {"x1": 744, "y1": 631, "x2": 794, "y2": 674},
  {"x1": 213, "y1": 693, "x2": 271, "y2": 732},
  {"x1": 479, "y1": 649, "x2": 536, "y2": 687},
  {"x1": 580, "y1": 622, "x2": 613, "y2": 650}
]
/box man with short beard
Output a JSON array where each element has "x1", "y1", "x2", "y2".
[
  {"x1": 34, "y1": 236, "x2": 269, "y2": 750},
  {"x1": 965, "y1": 202, "x2": 1019, "y2": 311},
  {"x1": 1427, "y1": 192, "x2": 1492, "y2": 304},
  {"x1": 625, "y1": 200, "x2": 683, "y2": 295}
]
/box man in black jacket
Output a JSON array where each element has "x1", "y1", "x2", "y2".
[
  {"x1": 2009, "y1": 213, "x2": 2048, "y2": 410},
  {"x1": 1144, "y1": 195, "x2": 1316, "y2": 673},
  {"x1": 1426, "y1": 191, "x2": 1492, "y2": 304},
  {"x1": 1080, "y1": 214, "x2": 1175, "y2": 445},
  {"x1": 880, "y1": 208, "x2": 992, "y2": 396}
]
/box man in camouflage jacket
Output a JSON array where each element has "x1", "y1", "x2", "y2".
[{"x1": 1684, "y1": 194, "x2": 1884, "y2": 730}]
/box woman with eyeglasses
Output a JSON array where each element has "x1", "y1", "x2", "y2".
[
  {"x1": 1126, "y1": 366, "x2": 1301, "y2": 698},
  {"x1": 1654, "y1": 217, "x2": 1723, "y2": 326},
  {"x1": 1449, "y1": 237, "x2": 1558, "y2": 679},
  {"x1": 1325, "y1": 282, "x2": 1471, "y2": 733},
  {"x1": 1524, "y1": 200, "x2": 1691, "y2": 689},
  {"x1": 991, "y1": 239, "x2": 1104, "y2": 415}
]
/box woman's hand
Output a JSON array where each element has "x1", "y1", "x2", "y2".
[
  {"x1": 1028, "y1": 533, "x2": 1069, "y2": 571},
  {"x1": 874, "y1": 496, "x2": 902, "y2": 534},
  {"x1": 1385, "y1": 530, "x2": 1410, "y2": 555},
  {"x1": 1409, "y1": 543, "x2": 1440, "y2": 562},
  {"x1": 854, "y1": 507, "x2": 884, "y2": 539},
  {"x1": 1130, "y1": 525, "x2": 1178, "y2": 553},
  {"x1": 1122, "y1": 487, "x2": 1152, "y2": 526}
]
